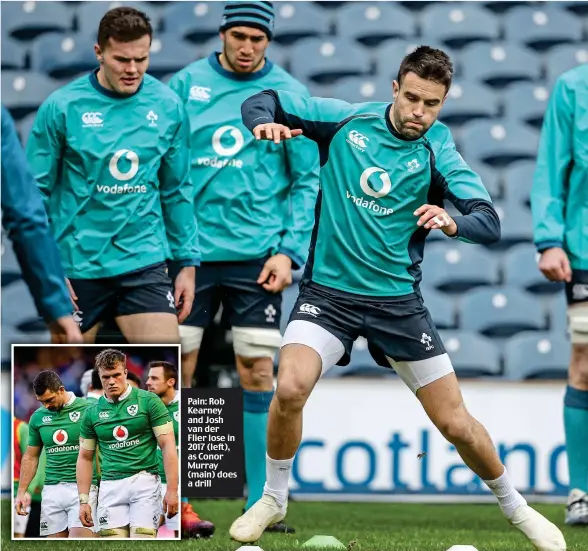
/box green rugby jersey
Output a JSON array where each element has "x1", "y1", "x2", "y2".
[
  {"x1": 168, "y1": 53, "x2": 319, "y2": 268},
  {"x1": 28, "y1": 394, "x2": 92, "y2": 485},
  {"x1": 242, "y1": 91, "x2": 500, "y2": 296},
  {"x1": 26, "y1": 70, "x2": 200, "y2": 279},
  {"x1": 80, "y1": 385, "x2": 170, "y2": 481},
  {"x1": 156, "y1": 392, "x2": 179, "y2": 484}
]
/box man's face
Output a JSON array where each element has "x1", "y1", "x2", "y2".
[
  {"x1": 36, "y1": 387, "x2": 67, "y2": 411},
  {"x1": 99, "y1": 363, "x2": 128, "y2": 399},
  {"x1": 146, "y1": 367, "x2": 171, "y2": 397},
  {"x1": 95, "y1": 35, "x2": 150, "y2": 95},
  {"x1": 392, "y1": 72, "x2": 447, "y2": 139},
  {"x1": 220, "y1": 26, "x2": 268, "y2": 73}
]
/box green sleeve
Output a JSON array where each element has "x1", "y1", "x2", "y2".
[
  {"x1": 148, "y1": 395, "x2": 171, "y2": 428},
  {"x1": 27, "y1": 417, "x2": 42, "y2": 448},
  {"x1": 157, "y1": 102, "x2": 201, "y2": 267},
  {"x1": 79, "y1": 408, "x2": 96, "y2": 440},
  {"x1": 531, "y1": 76, "x2": 573, "y2": 252},
  {"x1": 24, "y1": 97, "x2": 64, "y2": 208}
]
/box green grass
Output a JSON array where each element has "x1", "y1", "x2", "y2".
[{"x1": 2, "y1": 498, "x2": 586, "y2": 550}]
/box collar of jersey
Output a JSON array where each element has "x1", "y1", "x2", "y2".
[
  {"x1": 64, "y1": 392, "x2": 76, "y2": 407},
  {"x1": 86, "y1": 391, "x2": 102, "y2": 400},
  {"x1": 104, "y1": 384, "x2": 133, "y2": 403},
  {"x1": 89, "y1": 68, "x2": 144, "y2": 99},
  {"x1": 170, "y1": 391, "x2": 179, "y2": 405},
  {"x1": 208, "y1": 52, "x2": 273, "y2": 81},
  {"x1": 385, "y1": 104, "x2": 425, "y2": 145}
]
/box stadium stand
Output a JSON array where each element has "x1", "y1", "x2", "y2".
[{"x1": 3, "y1": 0, "x2": 583, "y2": 379}]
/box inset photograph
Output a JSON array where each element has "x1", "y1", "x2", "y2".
[{"x1": 12, "y1": 344, "x2": 180, "y2": 540}]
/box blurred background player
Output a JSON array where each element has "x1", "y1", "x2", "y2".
[
  {"x1": 126, "y1": 370, "x2": 142, "y2": 389},
  {"x1": 146, "y1": 360, "x2": 214, "y2": 538},
  {"x1": 15, "y1": 371, "x2": 96, "y2": 538},
  {"x1": 168, "y1": 1, "x2": 318, "y2": 531},
  {"x1": 1, "y1": 105, "x2": 82, "y2": 344},
  {"x1": 24, "y1": 7, "x2": 199, "y2": 344},
  {"x1": 77, "y1": 349, "x2": 178, "y2": 539},
  {"x1": 532, "y1": 63, "x2": 588, "y2": 526},
  {"x1": 234, "y1": 46, "x2": 566, "y2": 551},
  {"x1": 13, "y1": 416, "x2": 45, "y2": 537},
  {"x1": 80, "y1": 369, "x2": 104, "y2": 403}
]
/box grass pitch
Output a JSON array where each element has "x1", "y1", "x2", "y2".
[{"x1": 2, "y1": 498, "x2": 586, "y2": 550}]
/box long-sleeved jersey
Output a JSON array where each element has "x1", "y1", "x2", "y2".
[
  {"x1": 532, "y1": 64, "x2": 588, "y2": 270},
  {"x1": 26, "y1": 71, "x2": 200, "y2": 279},
  {"x1": 168, "y1": 53, "x2": 319, "y2": 268},
  {"x1": 1, "y1": 105, "x2": 71, "y2": 321},
  {"x1": 242, "y1": 91, "x2": 500, "y2": 297}
]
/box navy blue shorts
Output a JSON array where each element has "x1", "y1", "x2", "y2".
[
  {"x1": 288, "y1": 281, "x2": 445, "y2": 367},
  {"x1": 566, "y1": 269, "x2": 588, "y2": 305},
  {"x1": 68, "y1": 262, "x2": 176, "y2": 333},
  {"x1": 175, "y1": 257, "x2": 282, "y2": 330}
]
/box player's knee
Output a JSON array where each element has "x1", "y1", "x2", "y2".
[
  {"x1": 179, "y1": 326, "x2": 204, "y2": 354},
  {"x1": 238, "y1": 358, "x2": 274, "y2": 390},
  {"x1": 437, "y1": 412, "x2": 475, "y2": 447},
  {"x1": 275, "y1": 371, "x2": 312, "y2": 411},
  {"x1": 232, "y1": 327, "x2": 281, "y2": 360},
  {"x1": 570, "y1": 343, "x2": 588, "y2": 386},
  {"x1": 99, "y1": 527, "x2": 130, "y2": 538},
  {"x1": 130, "y1": 527, "x2": 157, "y2": 539}
]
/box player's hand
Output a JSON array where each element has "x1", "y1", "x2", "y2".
[
  {"x1": 48, "y1": 315, "x2": 84, "y2": 344},
  {"x1": 538, "y1": 247, "x2": 572, "y2": 283},
  {"x1": 15, "y1": 492, "x2": 30, "y2": 515},
  {"x1": 174, "y1": 267, "x2": 196, "y2": 324},
  {"x1": 65, "y1": 278, "x2": 79, "y2": 310},
  {"x1": 414, "y1": 204, "x2": 457, "y2": 237},
  {"x1": 253, "y1": 123, "x2": 303, "y2": 144},
  {"x1": 79, "y1": 503, "x2": 94, "y2": 527},
  {"x1": 257, "y1": 253, "x2": 293, "y2": 293},
  {"x1": 163, "y1": 488, "x2": 179, "y2": 519}
]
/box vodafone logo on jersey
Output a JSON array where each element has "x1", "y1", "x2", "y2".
[
  {"x1": 113, "y1": 425, "x2": 129, "y2": 442},
  {"x1": 52, "y1": 429, "x2": 69, "y2": 446}
]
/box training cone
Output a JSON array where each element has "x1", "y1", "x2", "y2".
[
  {"x1": 302, "y1": 535, "x2": 346, "y2": 549},
  {"x1": 446, "y1": 547, "x2": 479, "y2": 551},
  {"x1": 235, "y1": 547, "x2": 264, "y2": 551}
]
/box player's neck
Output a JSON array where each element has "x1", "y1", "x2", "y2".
[
  {"x1": 161, "y1": 390, "x2": 176, "y2": 406},
  {"x1": 96, "y1": 67, "x2": 115, "y2": 92}
]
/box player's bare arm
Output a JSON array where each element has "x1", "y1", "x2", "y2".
[
  {"x1": 257, "y1": 253, "x2": 293, "y2": 293},
  {"x1": 15, "y1": 445, "x2": 41, "y2": 515},
  {"x1": 76, "y1": 440, "x2": 96, "y2": 528},
  {"x1": 253, "y1": 123, "x2": 302, "y2": 144},
  {"x1": 538, "y1": 247, "x2": 573, "y2": 283},
  {"x1": 157, "y1": 430, "x2": 179, "y2": 518},
  {"x1": 414, "y1": 204, "x2": 458, "y2": 236},
  {"x1": 173, "y1": 266, "x2": 196, "y2": 324}
]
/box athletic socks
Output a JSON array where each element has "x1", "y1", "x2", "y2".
[
  {"x1": 263, "y1": 454, "x2": 294, "y2": 508},
  {"x1": 485, "y1": 468, "x2": 527, "y2": 519},
  {"x1": 564, "y1": 385, "x2": 588, "y2": 493}
]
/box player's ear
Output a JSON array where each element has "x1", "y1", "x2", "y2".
[
  {"x1": 94, "y1": 44, "x2": 104, "y2": 63},
  {"x1": 392, "y1": 80, "x2": 400, "y2": 101}
]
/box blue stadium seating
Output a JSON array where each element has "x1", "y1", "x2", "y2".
[
  {"x1": 502, "y1": 82, "x2": 550, "y2": 129},
  {"x1": 330, "y1": 75, "x2": 392, "y2": 104},
  {"x1": 1, "y1": 71, "x2": 60, "y2": 120},
  {"x1": 336, "y1": 3, "x2": 415, "y2": 47},
  {"x1": 504, "y1": 6, "x2": 583, "y2": 51},
  {"x1": 30, "y1": 33, "x2": 96, "y2": 79},
  {"x1": 1, "y1": 1, "x2": 73, "y2": 40},
  {"x1": 272, "y1": 2, "x2": 330, "y2": 46},
  {"x1": 147, "y1": 33, "x2": 198, "y2": 79},
  {"x1": 76, "y1": 2, "x2": 161, "y2": 38},
  {"x1": 504, "y1": 332, "x2": 570, "y2": 380},
  {"x1": 460, "y1": 43, "x2": 542, "y2": 88},
  {"x1": 460, "y1": 287, "x2": 546, "y2": 337},
  {"x1": 324, "y1": 336, "x2": 393, "y2": 379},
  {"x1": 493, "y1": 202, "x2": 534, "y2": 247},
  {"x1": 2, "y1": 281, "x2": 46, "y2": 333},
  {"x1": 421, "y1": 243, "x2": 499, "y2": 293},
  {"x1": 561, "y1": 1, "x2": 588, "y2": 15},
  {"x1": 440, "y1": 330, "x2": 501, "y2": 377},
  {"x1": 1, "y1": 35, "x2": 27, "y2": 70},
  {"x1": 290, "y1": 38, "x2": 371, "y2": 84},
  {"x1": 549, "y1": 293, "x2": 569, "y2": 335},
  {"x1": 17, "y1": 112, "x2": 37, "y2": 147},
  {"x1": 440, "y1": 80, "x2": 498, "y2": 126},
  {"x1": 420, "y1": 287, "x2": 456, "y2": 329},
  {"x1": 421, "y1": 4, "x2": 500, "y2": 50},
  {"x1": 470, "y1": 162, "x2": 501, "y2": 200},
  {"x1": 1, "y1": 237, "x2": 21, "y2": 288},
  {"x1": 459, "y1": 119, "x2": 539, "y2": 167},
  {"x1": 503, "y1": 160, "x2": 535, "y2": 206},
  {"x1": 545, "y1": 43, "x2": 588, "y2": 84},
  {"x1": 162, "y1": 1, "x2": 225, "y2": 43},
  {"x1": 503, "y1": 243, "x2": 564, "y2": 294}
]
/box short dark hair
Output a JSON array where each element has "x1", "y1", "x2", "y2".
[
  {"x1": 126, "y1": 371, "x2": 142, "y2": 386},
  {"x1": 149, "y1": 361, "x2": 178, "y2": 388},
  {"x1": 33, "y1": 371, "x2": 63, "y2": 396},
  {"x1": 397, "y1": 45, "x2": 453, "y2": 92},
  {"x1": 97, "y1": 7, "x2": 153, "y2": 49},
  {"x1": 95, "y1": 349, "x2": 126, "y2": 372},
  {"x1": 90, "y1": 369, "x2": 103, "y2": 390}
]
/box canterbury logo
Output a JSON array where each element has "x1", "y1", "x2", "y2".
[
  {"x1": 347, "y1": 130, "x2": 369, "y2": 151},
  {"x1": 189, "y1": 85, "x2": 211, "y2": 102},
  {"x1": 298, "y1": 303, "x2": 321, "y2": 317},
  {"x1": 82, "y1": 112, "x2": 103, "y2": 126}
]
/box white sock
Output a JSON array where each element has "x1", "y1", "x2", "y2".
[
  {"x1": 484, "y1": 467, "x2": 527, "y2": 519},
  {"x1": 263, "y1": 454, "x2": 293, "y2": 508}
]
